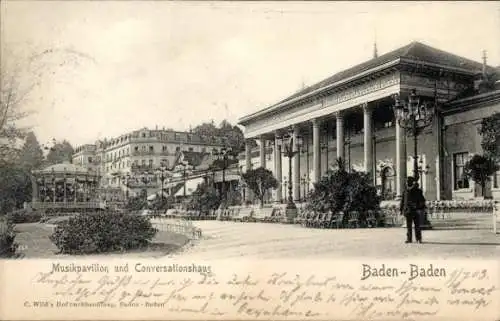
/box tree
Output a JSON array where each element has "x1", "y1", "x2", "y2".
[
  {"x1": 188, "y1": 182, "x2": 220, "y2": 214},
  {"x1": 125, "y1": 195, "x2": 147, "y2": 212},
  {"x1": 1, "y1": 55, "x2": 34, "y2": 164},
  {"x1": 192, "y1": 122, "x2": 219, "y2": 137},
  {"x1": 151, "y1": 195, "x2": 174, "y2": 211},
  {"x1": 0, "y1": 61, "x2": 32, "y2": 145},
  {"x1": 477, "y1": 72, "x2": 499, "y2": 94},
  {"x1": 192, "y1": 120, "x2": 248, "y2": 153},
  {"x1": 0, "y1": 164, "x2": 31, "y2": 214},
  {"x1": 46, "y1": 140, "x2": 74, "y2": 165},
  {"x1": 464, "y1": 154, "x2": 499, "y2": 198},
  {"x1": 19, "y1": 131, "x2": 44, "y2": 170},
  {"x1": 242, "y1": 167, "x2": 278, "y2": 207},
  {"x1": 478, "y1": 112, "x2": 500, "y2": 161}
]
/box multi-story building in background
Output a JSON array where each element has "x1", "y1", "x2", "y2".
[{"x1": 73, "y1": 127, "x2": 228, "y2": 199}]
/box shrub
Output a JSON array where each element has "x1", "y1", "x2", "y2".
[
  {"x1": 7, "y1": 209, "x2": 42, "y2": 224},
  {"x1": 306, "y1": 158, "x2": 381, "y2": 227},
  {"x1": 50, "y1": 211, "x2": 157, "y2": 255},
  {"x1": 188, "y1": 182, "x2": 220, "y2": 215},
  {"x1": 0, "y1": 217, "x2": 18, "y2": 258},
  {"x1": 126, "y1": 196, "x2": 148, "y2": 211}
]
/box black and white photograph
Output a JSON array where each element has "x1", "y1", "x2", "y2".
[{"x1": 0, "y1": 1, "x2": 499, "y2": 320}]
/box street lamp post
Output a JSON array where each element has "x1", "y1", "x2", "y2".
[
  {"x1": 155, "y1": 162, "x2": 169, "y2": 202},
  {"x1": 121, "y1": 173, "x2": 131, "y2": 201},
  {"x1": 277, "y1": 130, "x2": 303, "y2": 219},
  {"x1": 179, "y1": 161, "x2": 188, "y2": 198},
  {"x1": 393, "y1": 88, "x2": 435, "y2": 229},
  {"x1": 212, "y1": 147, "x2": 233, "y2": 203},
  {"x1": 283, "y1": 178, "x2": 288, "y2": 204}
]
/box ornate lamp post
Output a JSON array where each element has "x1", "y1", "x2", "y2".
[
  {"x1": 276, "y1": 130, "x2": 303, "y2": 218},
  {"x1": 282, "y1": 177, "x2": 288, "y2": 204},
  {"x1": 155, "y1": 161, "x2": 169, "y2": 201},
  {"x1": 121, "y1": 173, "x2": 131, "y2": 201},
  {"x1": 212, "y1": 147, "x2": 234, "y2": 202},
  {"x1": 393, "y1": 88, "x2": 434, "y2": 228},
  {"x1": 178, "y1": 161, "x2": 189, "y2": 198}
]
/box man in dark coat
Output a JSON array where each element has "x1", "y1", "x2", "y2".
[{"x1": 400, "y1": 176, "x2": 426, "y2": 243}]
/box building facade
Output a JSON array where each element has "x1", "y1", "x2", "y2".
[
  {"x1": 73, "y1": 127, "x2": 228, "y2": 198},
  {"x1": 238, "y1": 41, "x2": 500, "y2": 203}
]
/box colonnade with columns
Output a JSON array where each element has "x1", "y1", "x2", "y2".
[{"x1": 244, "y1": 102, "x2": 409, "y2": 202}]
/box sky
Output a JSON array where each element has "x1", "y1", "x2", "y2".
[{"x1": 1, "y1": 1, "x2": 499, "y2": 148}]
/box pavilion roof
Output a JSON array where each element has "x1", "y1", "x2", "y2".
[{"x1": 34, "y1": 162, "x2": 98, "y2": 176}]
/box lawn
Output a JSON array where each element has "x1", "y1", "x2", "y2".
[{"x1": 12, "y1": 222, "x2": 190, "y2": 259}]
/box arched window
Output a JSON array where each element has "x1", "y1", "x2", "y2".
[{"x1": 381, "y1": 166, "x2": 396, "y2": 200}]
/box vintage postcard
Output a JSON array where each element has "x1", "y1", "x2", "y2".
[{"x1": 1, "y1": 1, "x2": 499, "y2": 320}]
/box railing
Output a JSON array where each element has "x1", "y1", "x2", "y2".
[
  {"x1": 32, "y1": 201, "x2": 102, "y2": 209},
  {"x1": 131, "y1": 165, "x2": 154, "y2": 172},
  {"x1": 132, "y1": 150, "x2": 156, "y2": 156},
  {"x1": 127, "y1": 181, "x2": 159, "y2": 188},
  {"x1": 151, "y1": 219, "x2": 202, "y2": 240}
]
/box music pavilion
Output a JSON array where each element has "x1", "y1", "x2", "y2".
[{"x1": 238, "y1": 41, "x2": 500, "y2": 203}]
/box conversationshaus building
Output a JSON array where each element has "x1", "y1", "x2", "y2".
[{"x1": 238, "y1": 41, "x2": 500, "y2": 203}]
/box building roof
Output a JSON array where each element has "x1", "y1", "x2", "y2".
[
  {"x1": 443, "y1": 89, "x2": 500, "y2": 111},
  {"x1": 239, "y1": 41, "x2": 493, "y2": 124},
  {"x1": 180, "y1": 151, "x2": 209, "y2": 168},
  {"x1": 277, "y1": 41, "x2": 489, "y2": 105}
]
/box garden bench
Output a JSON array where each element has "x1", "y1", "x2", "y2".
[
  {"x1": 269, "y1": 208, "x2": 284, "y2": 223},
  {"x1": 234, "y1": 207, "x2": 253, "y2": 222},
  {"x1": 254, "y1": 207, "x2": 273, "y2": 222}
]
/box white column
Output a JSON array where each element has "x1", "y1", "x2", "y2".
[
  {"x1": 396, "y1": 120, "x2": 407, "y2": 198},
  {"x1": 293, "y1": 126, "x2": 300, "y2": 201},
  {"x1": 259, "y1": 136, "x2": 266, "y2": 169},
  {"x1": 275, "y1": 134, "x2": 282, "y2": 203},
  {"x1": 312, "y1": 118, "x2": 321, "y2": 184},
  {"x1": 336, "y1": 112, "x2": 345, "y2": 162},
  {"x1": 363, "y1": 103, "x2": 373, "y2": 176}
]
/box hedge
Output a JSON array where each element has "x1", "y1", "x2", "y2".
[
  {"x1": 50, "y1": 211, "x2": 157, "y2": 255},
  {"x1": 7, "y1": 209, "x2": 42, "y2": 224},
  {"x1": 0, "y1": 217, "x2": 17, "y2": 257}
]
